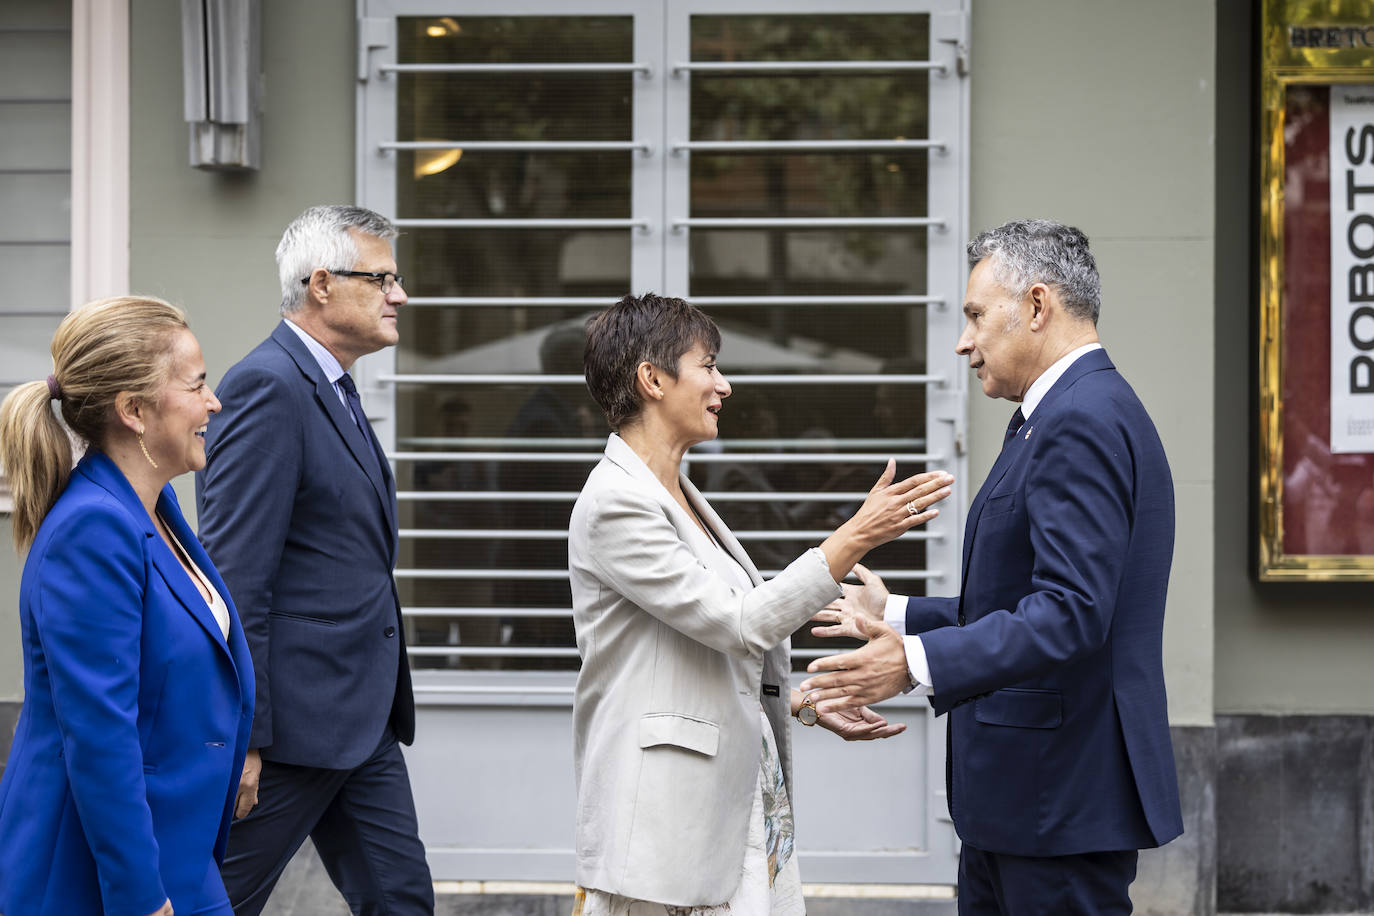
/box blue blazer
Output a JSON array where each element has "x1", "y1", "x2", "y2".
[
  {"x1": 907, "y1": 349, "x2": 1182, "y2": 857},
  {"x1": 196, "y1": 321, "x2": 414, "y2": 770},
  {"x1": 0, "y1": 452, "x2": 253, "y2": 916}
]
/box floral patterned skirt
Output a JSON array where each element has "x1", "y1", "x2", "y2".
[{"x1": 574, "y1": 709, "x2": 805, "y2": 916}]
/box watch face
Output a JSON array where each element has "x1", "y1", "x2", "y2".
[{"x1": 798, "y1": 704, "x2": 819, "y2": 726}]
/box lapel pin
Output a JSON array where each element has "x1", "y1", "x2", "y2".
[{"x1": 1024, "y1": 426, "x2": 1034, "y2": 440}]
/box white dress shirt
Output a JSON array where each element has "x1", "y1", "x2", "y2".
[
  {"x1": 884, "y1": 343, "x2": 1103, "y2": 694},
  {"x1": 283, "y1": 318, "x2": 354, "y2": 416}
]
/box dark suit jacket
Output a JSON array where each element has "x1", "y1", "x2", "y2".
[
  {"x1": 197, "y1": 321, "x2": 414, "y2": 770},
  {"x1": 905, "y1": 348, "x2": 1182, "y2": 857},
  {"x1": 0, "y1": 452, "x2": 253, "y2": 916}
]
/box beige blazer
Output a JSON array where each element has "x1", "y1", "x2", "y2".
[{"x1": 569, "y1": 434, "x2": 841, "y2": 905}]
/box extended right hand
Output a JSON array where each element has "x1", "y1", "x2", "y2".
[
  {"x1": 818, "y1": 563, "x2": 890, "y2": 624},
  {"x1": 847, "y1": 463, "x2": 953, "y2": 551},
  {"x1": 818, "y1": 463, "x2": 952, "y2": 582},
  {"x1": 235, "y1": 748, "x2": 261, "y2": 819}
]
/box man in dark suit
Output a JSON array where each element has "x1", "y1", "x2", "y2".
[
  {"x1": 197, "y1": 205, "x2": 433, "y2": 914},
  {"x1": 802, "y1": 219, "x2": 1182, "y2": 914}
]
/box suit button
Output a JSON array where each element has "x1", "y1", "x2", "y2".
[
  {"x1": 384, "y1": 626, "x2": 396, "y2": 638},
  {"x1": 957, "y1": 613, "x2": 966, "y2": 626}
]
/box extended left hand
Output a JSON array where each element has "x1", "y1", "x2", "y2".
[
  {"x1": 801, "y1": 613, "x2": 911, "y2": 713},
  {"x1": 816, "y1": 703, "x2": 906, "y2": 740}
]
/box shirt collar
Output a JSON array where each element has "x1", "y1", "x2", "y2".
[
  {"x1": 1020, "y1": 342, "x2": 1103, "y2": 419},
  {"x1": 283, "y1": 318, "x2": 347, "y2": 385}
]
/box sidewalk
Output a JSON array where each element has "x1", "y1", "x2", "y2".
[{"x1": 261, "y1": 845, "x2": 959, "y2": 915}]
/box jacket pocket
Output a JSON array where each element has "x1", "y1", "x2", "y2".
[
  {"x1": 638, "y1": 713, "x2": 720, "y2": 757},
  {"x1": 980, "y1": 492, "x2": 1016, "y2": 520},
  {"x1": 268, "y1": 610, "x2": 337, "y2": 627},
  {"x1": 974, "y1": 687, "x2": 1062, "y2": 729}
]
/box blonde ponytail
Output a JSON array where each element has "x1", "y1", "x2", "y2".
[
  {"x1": 0, "y1": 382, "x2": 74, "y2": 551},
  {"x1": 0, "y1": 296, "x2": 188, "y2": 552}
]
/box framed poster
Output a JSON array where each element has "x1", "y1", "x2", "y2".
[{"x1": 1258, "y1": 0, "x2": 1374, "y2": 578}]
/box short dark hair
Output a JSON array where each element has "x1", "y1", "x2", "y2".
[
  {"x1": 583, "y1": 293, "x2": 722, "y2": 429},
  {"x1": 967, "y1": 219, "x2": 1101, "y2": 324}
]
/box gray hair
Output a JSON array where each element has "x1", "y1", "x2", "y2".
[
  {"x1": 276, "y1": 205, "x2": 399, "y2": 314},
  {"x1": 967, "y1": 219, "x2": 1101, "y2": 324}
]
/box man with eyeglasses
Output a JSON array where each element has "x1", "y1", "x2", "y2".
[{"x1": 197, "y1": 205, "x2": 433, "y2": 914}]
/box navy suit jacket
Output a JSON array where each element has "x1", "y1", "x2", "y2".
[
  {"x1": 907, "y1": 349, "x2": 1182, "y2": 856},
  {"x1": 0, "y1": 452, "x2": 253, "y2": 916},
  {"x1": 196, "y1": 321, "x2": 414, "y2": 770}
]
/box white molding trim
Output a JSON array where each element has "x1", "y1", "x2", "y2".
[{"x1": 71, "y1": 0, "x2": 130, "y2": 306}]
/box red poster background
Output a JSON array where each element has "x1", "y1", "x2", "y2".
[{"x1": 1281, "y1": 84, "x2": 1374, "y2": 555}]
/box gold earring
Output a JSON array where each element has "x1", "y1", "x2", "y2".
[{"x1": 138, "y1": 431, "x2": 158, "y2": 469}]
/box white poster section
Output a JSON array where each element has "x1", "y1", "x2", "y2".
[{"x1": 1329, "y1": 84, "x2": 1374, "y2": 453}]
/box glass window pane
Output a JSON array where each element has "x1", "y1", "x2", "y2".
[
  {"x1": 690, "y1": 15, "x2": 930, "y2": 142},
  {"x1": 397, "y1": 16, "x2": 632, "y2": 142},
  {"x1": 397, "y1": 151, "x2": 630, "y2": 221},
  {"x1": 394, "y1": 15, "x2": 634, "y2": 671},
  {"x1": 688, "y1": 13, "x2": 936, "y2": 670},
  {"x1": 1279, "y1": 84, "x2": 1374, "y2": 556},
  {"x1": 396, "y1": 229, "x2": 629, "y2": 300},
  {"x1": 692, "y1": 152, "x2": 928, "y2": 219},
  {"x1": 690, "y1": 228, "x2": 927, "y2": 299},
  {"x1": 691, "y1": 13, "x2": 928, "y2": 64}
]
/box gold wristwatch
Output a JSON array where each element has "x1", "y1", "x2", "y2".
[{"x1": 796, "y1": 695, "x2": 819, "y2": 726}]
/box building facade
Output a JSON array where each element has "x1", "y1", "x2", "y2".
[{"x1": 1, "y1": 0, "x2": 1369, "y2": 912}]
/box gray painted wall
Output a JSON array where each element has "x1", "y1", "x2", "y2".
[
  {"x1": 128, "y1": 0, "x2": 357, "y2": 519},
  {"x1": 0, "y1": 0, "x2": 354, "y2": 701},
  {"x1": 967, "y1": 0, "x2": 1216, "y2": 726},
  {"x1": 0, "y1": 519, "x2": 19, "y2": 701}
]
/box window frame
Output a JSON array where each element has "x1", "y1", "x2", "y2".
[{"x1": 355, "y1": 0, "x2": 970, "y2": 670}]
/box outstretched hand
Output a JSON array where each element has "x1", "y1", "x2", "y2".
[
  {"x1": 815, "y1": 702, "x2": 906, "y2": 741},
  {"x1": 819, "y1": 465, "x2": 953, "y2": 583},
  {"x1": 817, "y1": 562, "x2": 889, "y2": 624},
  {"x1": 801, "y1": 613, "x2": 911, "y2": 713},
  {"x1": 850, "y1": 463, "x2": 953, "y2": 547}
]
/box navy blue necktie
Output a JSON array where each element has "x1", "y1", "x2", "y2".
[
  {"x1": 337, "y1": 373, "x2": 387, "y2": 475},
  {"x1": 1004, "y1": 407, "x2": 1026, "y2": 446}
]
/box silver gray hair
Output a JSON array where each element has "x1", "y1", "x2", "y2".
[
  {"x1": 967, "y1": 219, "x2": 1101, "y2": 324},
  {"x1": 276, "y1": 205, "x2": 399, "y2": 314}
]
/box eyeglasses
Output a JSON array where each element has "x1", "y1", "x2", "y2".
[{"x1": 301, "y1": 270, "x2": 406, "y2": 294}]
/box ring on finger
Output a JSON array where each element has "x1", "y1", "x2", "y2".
[{"x1": 906, "y1": 501, "x2": 918, "y2": 515}]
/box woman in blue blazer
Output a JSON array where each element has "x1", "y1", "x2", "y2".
[{"x1": 0, "y1": 297, "x2": 254, "y2": 916}]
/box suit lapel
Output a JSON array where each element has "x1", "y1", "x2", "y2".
[
  {"x1": 683, "y1": 475, "x2": 764, "y2": 587},
  {"x1": 960, "y1": 440, "x2": 1021, "y2": 589},
  {"x1": 162, "y1": 491, "x2": 253, "y2": 690},
  {"x1": 602, "y1": 435, "x2": 757, "y2": 582},
  {"x1": 76, "y1": 455, "x2": 247, "y2": 708},
  {"x1": 150, "y1": 535, "x2": 233, "y2": 656},
  {"x1": 270, "y1": 323, "x2": 397, "y2": 539},
  {"x1": 313, "y1": 374, "x2": 397, "y2": 528},
  {"x1": 958, "y1": 349, "x2": 1117, "y2": 592}
]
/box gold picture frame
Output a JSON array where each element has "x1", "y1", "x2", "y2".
[{"x1": 1258, "y1": 0, "x2": 1374, "y2": 579}]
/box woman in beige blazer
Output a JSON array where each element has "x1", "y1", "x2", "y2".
[{"x1": 569, "y1": 294, "x2": 953, "y2": 915}]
